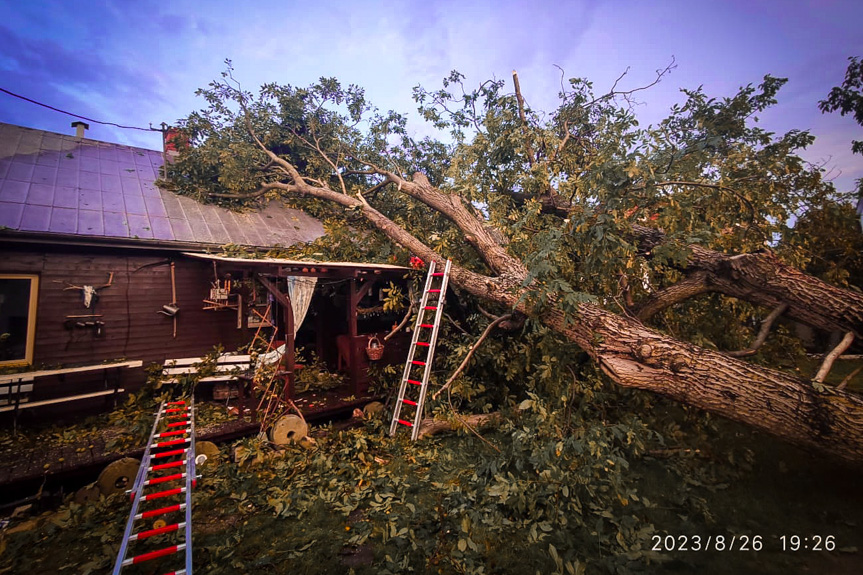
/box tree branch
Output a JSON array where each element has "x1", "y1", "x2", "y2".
[
  {"x1": 208, "y1": 182, "x2": 288, "y2": 200},
  {"x1": 512, "y1": 70, "x2": 535, "y2": 168},
  {"x1": 815, "y1": 332, "x2": 856, "y2": 384},
  {"x1": 838, "y1": 366, "x2": 863, "y2": 391},
  {"x1": 727, "y1": 303, "x2": 788, "y2": 357},
  {"x1": 434, "y1": 313, "x2": 513, "y2": 399},
  {"x1": 383, "y1": 301, "x2": 415, "y2": 342},
  {"x1": 635, "y1": 271, "x2": 712, "y2": 320},
  {"x1": 630, "y1": 225, "x2": 863, "y2": 337},
  {"x1": 647, "y1": 180, "x2": 756, "y2": 226}
]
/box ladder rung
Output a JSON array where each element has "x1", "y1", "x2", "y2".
[
  {"x1": 397, "y1": 419, "x2": 414, "y2": 427},
  {"x1": 415, "y1": 342, "x2": 430, "y2": 347},
  {"x1": 152, "y1": 448, "x2": 188, "y2": 459},
  {"x1": 402, "y1": 399, "x2": 417, "y2": 406},
  {"x1": 166, "y1": 570, "x2": 187, "y2": 575},
  {"x1": 166, "y1": 421, "x2": 189, "y2": 428},
  {"x1": 122, "y1": 543, "x2": 186, "y2": 566},
  {"x1": 153, "y1": 438, "x2": 190, "y2": 448},
  {"x1": 145, "y1": 472, "x2": 186, "y2": 486},
  {"x1": 136, "y1": 503, "x2": 185, "y2": 520},
  {"x1": 419, "y1": 324, "x2": 434, "y2": 329},
  {"x1": 411, "y1": 360, "x2": 426, "y2": 366},
  {"x1": 407, "y1": 379, "x2": 423, "y2": 385},
  {"x1": 428, "y1": 289, "x2": 441, "y2": 293},
  {"x1": 423, "y1": 306, "x2": 437, "y2": 310},
  {"x1": 156, "y1": 429, "x2": 189, "y2": 438},
  {"x1": 142, "y1": 487, "x2": 186, "y2": 501},
  {"x1": 163, "y1": 408, "x2": 186, "y2": 414},
  {"x1": 167, "y1": 401, "x2": 185, "y2": 406},
  {"x1": 150, "y1": 460, "x2": 186, "y2": 472},
  {"x1": 130, "y1": 521, "x2": 184, "y2": 541},
  {"x1": 432, "y1": 272, "x2": 444, "y2": 276}
]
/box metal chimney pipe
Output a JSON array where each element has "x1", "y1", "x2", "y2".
[{"x1": 71, "y1": 121, "x2": 89, "y2": 138}]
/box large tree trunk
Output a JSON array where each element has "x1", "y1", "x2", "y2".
[{"x1": 450, "y1": 267, "x2": 863, "y2": 464}]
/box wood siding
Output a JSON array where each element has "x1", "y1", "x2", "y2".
[{"x1": 0, "y1": 243, "x2": 249, "y2": 395}]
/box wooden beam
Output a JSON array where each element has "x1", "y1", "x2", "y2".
[
  {"x1": 356, "y1": 279, "x2": 377, "y2": 302},
  {"x1": 256, "y1": 274, "x2": 290, "y2": 309},
  {"x1": 349, "y1": 279, "x2": 360, "y2": 394}
]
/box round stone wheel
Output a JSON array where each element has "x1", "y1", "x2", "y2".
[
  {"x1": 363, "y1": 401, "x2": 385, "y2": 417},
  {"x1": 269, "y1": 414, "x2": 308, "y2": 445},
  {"x1": 73, "y1": 483, "x2": 101, "y2": 505},
  {"x1": 97, "y1": 458, "x2": 141, "y2": 496},
  {"x1": 195, "y1": 440, "x2": 220, "y2": 463}
]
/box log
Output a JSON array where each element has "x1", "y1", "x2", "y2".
[{"x1": 417, "y1": 413, "x2": 501, "y2": 439}]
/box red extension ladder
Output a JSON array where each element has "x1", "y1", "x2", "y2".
[
  {"x1": 389, "y1": 259, "x2": 451, "y2": 440},
  {"x1": 112, "y1": 399, "x2": 198, "y2": 574}
]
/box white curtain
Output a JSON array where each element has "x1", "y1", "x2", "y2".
[
  {"x1": 259, "y1": 276, "x2": 317, "y2": 366},
  {"x1": 286, "y1": 276, "x2": 317, "y2": 336}
]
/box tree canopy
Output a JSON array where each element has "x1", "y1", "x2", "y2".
[{"x1": 163, "y1": 60, "x2": 863, "y2": 463}]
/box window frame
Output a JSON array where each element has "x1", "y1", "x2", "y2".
[{"x1": 0, "y1": 273, "x2": 39, "y2": 367}]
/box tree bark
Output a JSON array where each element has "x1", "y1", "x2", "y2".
[
  {"x1": 632, "y1": 225, "x2": 863, "y2": 337},
  {"x1": 448, "y1": 262, "x2": 863, "y2": 464},
  {"x1": 418, "y1": 412, "x2": 501, "y2": 438}
]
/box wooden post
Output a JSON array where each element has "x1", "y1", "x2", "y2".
[
  {"x1": 256, "y1": 274, "x2": 296, "y2": 399},
  {"x1": 315, "y1": 306, "x2": 325, "y2": 364},
  {"x1": 284, "y1": 292, "x2": 295, "y2": 400},
  {"x1": 348, "y1": 279, "x2": 360, "y2": 395}
]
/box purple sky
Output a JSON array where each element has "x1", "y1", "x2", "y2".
[{"x1": 1, "y1": 0, "x2": 861, "y2": 191}]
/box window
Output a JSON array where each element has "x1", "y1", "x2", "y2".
[{"x1": 0, "y1": 274, "x2": 39, "y2": 366}]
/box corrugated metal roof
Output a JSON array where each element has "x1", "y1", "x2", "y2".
[
  {"x1": 182, "y1": 252, "x2": 411, "y2": 271},
  {"x1": 0, "y1": 123, "x2": 324, "y2": 248}
]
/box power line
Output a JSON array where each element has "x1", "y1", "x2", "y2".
[{"x1": 0, "y1": 86, "x2": 161, "y2": 132}]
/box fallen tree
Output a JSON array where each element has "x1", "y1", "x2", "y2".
[{"x1": 166, "y1": 66, "x2": 863, "y2": 462}]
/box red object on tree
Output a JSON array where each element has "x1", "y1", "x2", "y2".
[
  {"x1": 410, "y1": 256, "x2": 425, "y2": 269},
  {"x1": 163, "y1": 128, "x2": 189, "y2": 152}
]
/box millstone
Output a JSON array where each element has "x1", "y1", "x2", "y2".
[
  {"x1": 73, "y1": 484, "x2": 101, "y2": 505},
  {"x1": 269, "y1": 414, "x2": 308, "y2": 445},
  {"x1": 363, "y1": 401, "x2": 385, "y2": 417},
  {"x1": 97, "y1": 457, "x2": 141, "y2": 495},
  {"x1": 195, "y1": 440, "x2": 220, "y2": 466}
]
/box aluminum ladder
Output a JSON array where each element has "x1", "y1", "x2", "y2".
[
  {"x1": 390, "y1": 259, "x2": 451, "y2": 440},
  {"x1": 112, "y1": 399, "x2": 198, "y2": 574}
]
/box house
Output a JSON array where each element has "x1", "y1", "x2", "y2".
[{"x1": 0, "y1": 122, "x2": 410, "y2": 420}]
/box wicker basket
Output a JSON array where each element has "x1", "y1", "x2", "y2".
[{"x1": 366, "y1": 336, "x2": 384, "y2": 360}]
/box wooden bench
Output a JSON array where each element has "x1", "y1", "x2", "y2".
[
  {"x1": 161, "y1": 353, "x2": 255, "y2": 417},
  {"x1": 0, "y1": 360, "x2": 143, "y2": 431}
]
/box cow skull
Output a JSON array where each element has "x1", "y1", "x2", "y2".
[{"x1": 62, "y1": 272, "x2": 114, "y2": 309}]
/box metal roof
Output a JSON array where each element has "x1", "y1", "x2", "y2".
[
  {"x1": 0, "y1": 122, "x2": 324, "y2": 248},
  {"x1": 182, "y1": 252, "x2": 411, "y2": 272}
]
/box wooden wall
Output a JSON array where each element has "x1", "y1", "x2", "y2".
[{"x1": 0, "y1": 242, "x2": 249, "y2": 391}]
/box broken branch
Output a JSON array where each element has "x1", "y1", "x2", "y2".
[
  {"x1": 434, "y1": 313, "x2": 513, "y2": 399},
  {"x1": 727, "y1": 303, "x2": 788, "y2": 357},
  {"x1": 838, "y1": 366, "x2": 863, "y2": 391},
  {"x1": 383, "y1": 301, "x2": 415, "y2": 342},
  {"x1": 417, "y1": 412, "x2": 501, "y2": 439},
  {"x1": 814, "y1": 332, "x2": 855, "y2": 384},
  {"x1": 512, "y1": 70, "x2": 535, "y2": 168}
]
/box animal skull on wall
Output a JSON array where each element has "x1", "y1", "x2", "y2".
[
  {"x1": 82, "y1": 285, "x2": 98, "y2": 308},
  {"x1": 61, "y1": 272, "x2": 114, "y2": 309}
]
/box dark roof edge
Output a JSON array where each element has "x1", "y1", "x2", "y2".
[{"x1": 0, "y1": 229, "x2": 279, "y2": 253}]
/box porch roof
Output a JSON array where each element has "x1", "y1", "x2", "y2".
[{"x1": 182, "y1": 252, "x2": 412, "y2": 276}]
